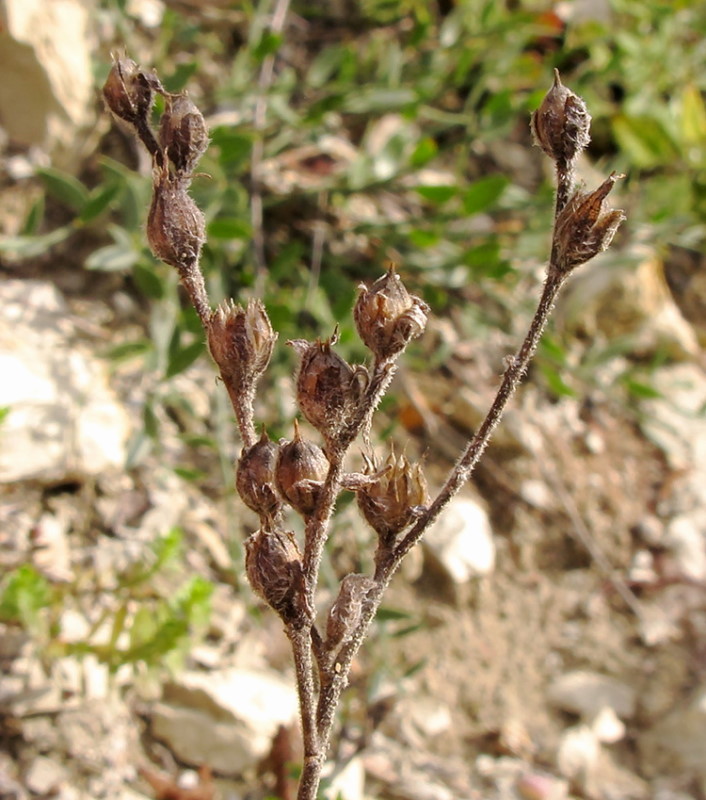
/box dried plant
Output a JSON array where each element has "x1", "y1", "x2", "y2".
[{"x1": 103, "y1": 59, "x2": 624, "y2": 800}]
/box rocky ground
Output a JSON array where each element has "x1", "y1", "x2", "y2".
[{"x1": 2, "y1": 2, "x2": 706, "y2": 800}]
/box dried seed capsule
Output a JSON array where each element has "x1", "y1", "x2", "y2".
[
  {"x1": 159, "y1": 92, "x2": 209, "y2": 175},
  {"x1": 552, "y1": 173, "x2": 625, "y2": 272},
  {"x1": 530, "y1": 70, "x2": 591, "y2": 165},
  {"x1": 275, "y1": 420, "x2": 329, "y2": 517},
  {"x1": 245, "y1": 529, "x2": 303, "y2": 622},
  {"x1": 354, "y1": 266, "x2": 429, "y2": 360},
  {"x1": 325, "y1": 574, "x2": 375, "y2": 651},
  {"x1": 147, "y1": 164, "x2": 205, "y2": 270},
  {"x1": 357, "y1": 451, "x2": 428, "y2": 541},
  {"x1": 207, "y1": 298, "x2": 277, "y2": 389},
  {"x1": 288, "y1": 331, "x2": 367, "y2": 442},
  {"x1": 236, "y1": 430, "x2": 282, "y2": 517},
  {"x1": 102, "y1": 56, "x2": 162, "y2": 127}
]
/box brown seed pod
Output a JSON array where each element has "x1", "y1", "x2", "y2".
[
  {"x1": 275, "y1": 420, "x2": 329, "y2": 517},
  {"x1": 159, "y1": 92, "x2": 209, "y2": 175},
  {"x1": 354, "y1": 266, "x2": 429, "y2": 360},
  {"x1": 288, "y1": 331, "x2": 368, "y2": 443},
  {"x1": 325, "y1": 573, "x2": 375, "y2": 652},
  {"x1": 146, "y1": 164, "x2": 205, "y2": 270},
  {"x1": 530, "y1": 69, "x2": 591, "y2": 165},
  {"x1": 208, "y1": 298, "x2": 277, "y2": 389},
  {"x1": 245, "y1": 529, "x2": 303, "y2": 623},
  {"x1": 552, "y1": 173, "x2": 626, "y2": 272},
  {"x1": 236, "y1": 430, "x2": 282, "y2": 518},
  {"x1": 357, "y1": 451, "x2": 428, "y2": 542},
  {"x1": 102, "y1": 56, "x2": 162, "y2": 127}
]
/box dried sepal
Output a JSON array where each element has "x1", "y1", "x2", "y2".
[
  {"x1": 160, "y1": 92, "x2": 209, "y2": 175},
  {"x1": 354, "y1": 266, "x2": 429, "y2": 360},
  {"x1": 552, "y1": 173, "x2": 626, "y2": 273},
  {"x1": 325, "y1": 574, "x2": 376, "y2": 652},
  {"x1": 288, "y1": 330, "x2": 368, "y2": 444},
  {"x1": 357, "y1": 451, "x2": 428, "y2": 543},
  {"x1": 531, "y1": 69, "x2": 591, "y2": 165},
  {"x1": 207, "y1": 298, "x2": 277, "y2": 389},
  {"x1": 236, "y1": 430, "x2": 282, "y2": 519},
  {"x1": 102, "y1": 55, "x2": 163, "y2": 128},
  {"x1": 275, "y1": 420, "x2": 330, "y2": 517},
  {"x1": 245, "y1": 529, "x2": 303, "y2": 623},
  {"x1": 147, "y1": 164, "x2": 205, "y2": 271}
]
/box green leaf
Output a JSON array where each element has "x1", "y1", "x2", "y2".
[
  {"x1": 0, "y1": 565, "x2": 51, "y2": 629},
  {"x1": 253, "y1": 32, "x2": 283, "y2": 61},
  {"x1": 207, "y1": 218, "x2": 252, "y2": 239},
  {"x1": 79, "y1": 182, "x2": 122, "y2": 223},
  {"x1": 166, "y1": 340, "x2": 205, "y2": 379},
  {"x1": 539, "y1": 363, "x2": 577, "y2": 398},
  {"x1": 0, "y1": 226, "x2": 72, "y2": 258},
  {"x1": 85, "y1": 242, "x2": 139, "y2": 271},
  {"x1": 376, "y1": 606, "x2": 413, "y2": 622},
  {"x1": 0, "y1": 407, "x2": 10, "y2": 425},
  {"x1": 132, "y1": 263, "x2": 166, "y2": 299},
  {"x1": 36, "y1": 167, "x2": 89, "y2": 212},
  {"x1": 681, "y1": 84, "x2": 706, "y2": 148},
  {"x1": 415, "y1": 185, "x2": 456, "y2": 204},
  {"x1": 343, "y1": 87, "x2": 417, "y2": 113},
  {"x1": 104, "y1": 340, "x2": 152, "y2": 363},
  {"x1": 462, "y1": 175, "x2": 508, "y2": 216},
  {"x1": 612, "y1": 114, "x2": 679, "y2": 168},
  {"x1": 410, "y1": 136, "x2": 438, "y2": 167},
  {"x1": 163, "y1": 61, "x2": 198, "y2": 93},
  {"x1": 21, "y1": 195, "x2": 45, "y2": 235},
  {"x1": 624, "y1": 378, "x2": 663, "y2": 400}
]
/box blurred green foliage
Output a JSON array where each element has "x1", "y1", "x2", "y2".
[
  {"x1": 3, "y1": 0, "x2": 705, "y2": 441},
  {"x1": 0, "y1": 530, "x2": 213, "y2": 673}
]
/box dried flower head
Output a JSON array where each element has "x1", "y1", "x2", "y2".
[
  {"x1": 354, "y1": 266, "x2": 429, "y2": 360},
  {"x1": 207, "y1": 298, "x2": 277, "y2": 389},
  {"x1": 102, "y1": 56, "x2": 163, "y2": 128},
  {"x1": 245, "y1": 529, "x2": 303, "y2": 622},
  {"x1": 236, "y1": 430, "x2": 282, "y2": 519},
  {"x1": 552, "y1": 172, "x2": 626, "y2": 272},
  {"x1": 275, "y1": 420, "x2": 329, "y2": 517},
  {"x1": 531, "y1": 69, "x2": 591, "y2": 165},
  {"x1": 160, "y1": 92, "x2": 209, "y2": 175},
  {"x1": 288, "y1": 330, "x2": 368, "y2": 443},
  {"x1": 357, "y1": 451, "x2": 428, "y2": 542},
  {"x1": 325, "y1": 573, "x2": 375, "y2": 651},
  {"x1": 147, "y1": 164, "x2": 205, "y2": 270}
]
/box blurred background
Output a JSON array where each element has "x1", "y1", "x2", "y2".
[{"x1": 1, "y1": 1, "x2": 706, "y2": 798}]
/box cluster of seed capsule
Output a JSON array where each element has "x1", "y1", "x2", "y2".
[
  {"x1": 103, "y1": 55, "x2": 431, "y2": 633},
  {"x1": 224, "y1": 270, "x2": 430, "y2": 627}
]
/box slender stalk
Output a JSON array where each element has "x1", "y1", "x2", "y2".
[
  {"x1": 177, "y1": 264, "x2": 211, "y2": 329},
  {"x1": 223, "y1": 382, "x2": 257, "y2": 449},
  {"x1": 394, "y1": 268, "x2": 565, "y2": 563},
  {"x1": 287, "y1": 626, "x2": 320, "y2": 768},
  {"x1": 554, "y1": 156, "x2": 574, "y2": 217}
]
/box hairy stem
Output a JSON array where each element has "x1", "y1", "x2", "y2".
[
  {"x1": 223, "y1": 382, "x2": 257, "y2": 449},
  {"x1": 177, "y1": 264, "x2": 211, "y2": 328},
  {"x1": 554, "y1": 156, "x2": 575, "y2": 216}
]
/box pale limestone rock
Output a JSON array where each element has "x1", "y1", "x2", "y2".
[
  {"x1": 151, "y1": 668, "x2": 298, "y2": 775},
  {"x1": 424, "y1": 496, "x2": 495, "y2": 583},
  {"x1": 547, "y1": 670, "x2": 637, "y2": 720},
  {"x1": 0, "y1": 280, "x2": 130, "y2": 483},
  {"x1": 0, "y1": 0, "x2": 96, "y2": 166}
]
